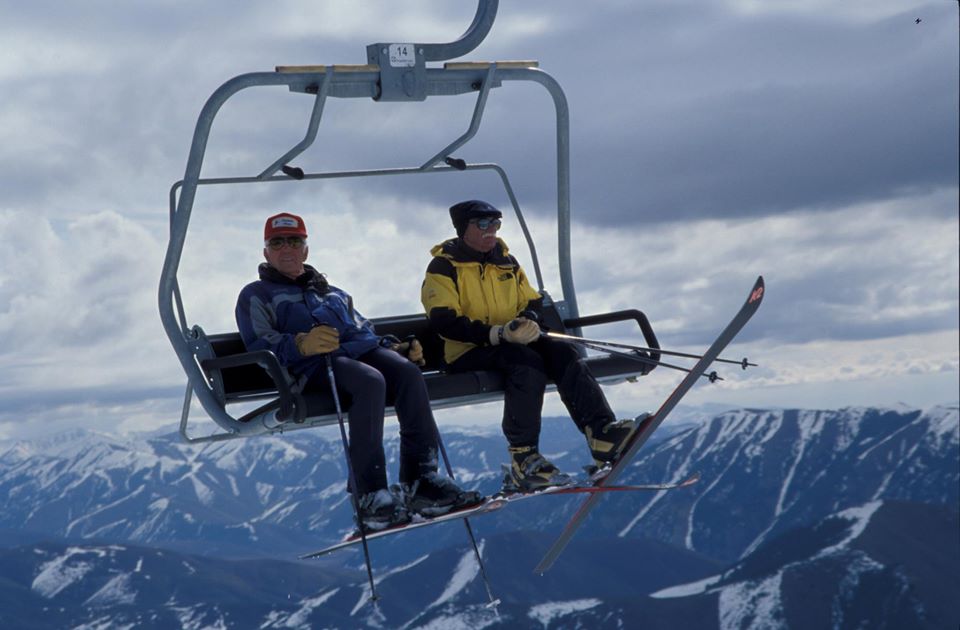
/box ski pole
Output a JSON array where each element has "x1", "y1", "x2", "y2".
[
  {"x1": 575, "y1": 339, "x2": 724, "y2": 382},
  {"x1": 508, "y1": 319, "x2": 718, "y2": 380},
  {"x1": 434, "y1": 430, "x2": 501, "y2": 608},
  {"x1": 541, "y1": 330, "x2": 723, "y2": 382},
  {"x1": 543, "y1": 330, "x2": 756, "y2": 370},
  {"x1": 509, "y1": 319, "x2": 722, "y2": 380},
  {"x1": 399, "y1": 334, "x2": 498, "y2": 606},
  {"x1": 326, "y1": 354, "x2": 379, "y2": 602}
]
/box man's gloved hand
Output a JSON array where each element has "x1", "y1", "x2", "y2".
[
  {"x1": 392, "y1": 338, "x2": 426, "y2": 366},
  {"x1": 506, "y1": 318, "x2": 541, "y2": 344},
  {"x1": 489, "y1": 317, "x2": 541, "y2": 346},
  {"x1": 296, "y1": 325, "x2": 340, "y2": 356}
]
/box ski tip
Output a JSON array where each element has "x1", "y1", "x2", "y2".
[{"x1": 748, "y1": 276, "x2": 765, "y2": 305}]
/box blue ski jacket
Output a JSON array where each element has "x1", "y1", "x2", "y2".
[{"x1": 235, "y1": 263, "x2": 383, "y2": 381}]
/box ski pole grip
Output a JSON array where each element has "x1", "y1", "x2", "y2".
[{"x1": 509, "y1": 310, "x2": 540, "y2": 331}]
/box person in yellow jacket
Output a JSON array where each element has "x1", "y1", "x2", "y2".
[{"x1": 422, "y1": 200, "x2": 645, "y2": 491}]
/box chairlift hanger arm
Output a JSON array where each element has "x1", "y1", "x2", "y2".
[
  {"x1": 421, "y1": 0, "x2": 499, "y2": 62},
  {"x1": 160, "y1": 0, "x2": 590, "y2": 442},
  {"x1": 364, "y1": 0, "x2": 498, "y2": 101},
  {"x1": 365, "y1": 0, "x2": 498, "y2": 65}
]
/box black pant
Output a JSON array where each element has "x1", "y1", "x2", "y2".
[
  {"x1": 306, "y1": 347, "x2": 437, "y2": 495},
  {"x1": 450, "y1": 337, "x2": 616, "y2": 448}
]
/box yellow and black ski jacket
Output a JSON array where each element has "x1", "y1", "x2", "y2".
[{"x1": 421, "y1": 237, "x2": 543, "y2": 364}]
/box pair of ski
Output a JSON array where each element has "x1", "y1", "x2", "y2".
[
  {"x1": 300, "y1": 468, "x2": 702, "y2": 559},
  {"x1": 301, "y1": 276, "x2": 765, "y2": 569}
]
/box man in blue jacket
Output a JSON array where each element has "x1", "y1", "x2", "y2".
[{"x1": 236, "y1": 212, "x2": 480, "y2": 531}]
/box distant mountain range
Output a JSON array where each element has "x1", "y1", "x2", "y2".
[{"x1": 1, "y1": 404, "x2": 956, "y2": 628}]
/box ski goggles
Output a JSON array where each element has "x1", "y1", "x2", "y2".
[
  {"x1": 266, "y1": 236, "x2": 307, "y2": 250},
  {"x1": 469, "y1": 217, "x2": 502, "y2": 231}
]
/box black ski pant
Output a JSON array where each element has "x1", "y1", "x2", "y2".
[
  {"x1": 305, "y1": 347, "x2": 437, "y2": 495},
  {"x1": 450, "y1": 337, "x2": 616, "y2": 448}
]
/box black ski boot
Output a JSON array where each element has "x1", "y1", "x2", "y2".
[
  {"x1": 505, "y1": 446, "x2": 572, "y2": 492},
  {"x1": 585, "y1": 413, "x2": 652, "y2": 468},
  {"x1": 356, "y1": 487, "x2": 410, "y2": 532},
  {"x1": 404, "y1": 471, "x2": 483, "y2": 517}
]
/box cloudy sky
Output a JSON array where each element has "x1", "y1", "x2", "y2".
[{"x1": 1, "y1": 0, "x2": 957, "y2": 442}]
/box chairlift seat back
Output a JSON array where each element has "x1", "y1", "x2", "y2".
[{"x1": 200, "y1": 306, "x2": 658, "y2": 427}]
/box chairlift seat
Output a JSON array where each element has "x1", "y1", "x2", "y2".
[{"x1": 201, "y1": 308, "x2": 658, "y2": 427}]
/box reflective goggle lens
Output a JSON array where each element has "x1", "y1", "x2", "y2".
[{"x1": 471, "y1": 218, "x2": 501, "y2": 231}]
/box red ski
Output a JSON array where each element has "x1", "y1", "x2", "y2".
[{"x1": 533, "y1": 276, "x2": 765, "y2": 574}]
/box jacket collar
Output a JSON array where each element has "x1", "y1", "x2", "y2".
[
  {"x1": 258, "y1": 263, "x2": 329, "y2": 292},
  {"x1": 433, "y1": 237, "x2": 513, "y2": 265}
]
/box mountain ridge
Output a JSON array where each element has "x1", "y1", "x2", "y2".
[{"x1": 0, "y1": 403, "x2": 956, "y2": 628}]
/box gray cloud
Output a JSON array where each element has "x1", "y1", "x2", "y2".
[
  {"x1": 9, "y1": 1, "x2": 948, "y2": 228},
  {"x1": 523, "y1": 4, "x2": 958, "y2": 224}
]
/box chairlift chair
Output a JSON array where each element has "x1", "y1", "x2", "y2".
[{"x1": 159, "y1": 0, "x2": 661, "y2": 444}]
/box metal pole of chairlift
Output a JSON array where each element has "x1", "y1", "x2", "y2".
[
  {"x1": 257, "y1": 66, "x2": 333, "y2": 180},
  {"x1": 325, "y1": 355, "x2": 380, "y2": 602},
  {"x1": 419, "y1": 0, "x2": 498, "y2": 62}
]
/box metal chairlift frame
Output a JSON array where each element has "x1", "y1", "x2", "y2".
[{"x1": 159, "y1": 0, "x2": 659, "y2": 444}]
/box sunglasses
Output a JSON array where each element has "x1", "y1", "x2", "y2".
[
  {"x1": 470, "y1": 217, "x2": 502, "y2": 231},
  {"x1": 266, "y1": 236, "x2": 306, "y2": 250}
]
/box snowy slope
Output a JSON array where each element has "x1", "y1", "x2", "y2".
[
  {"x1": 650, "y1": 500, "x2": 959, "y2": 629},
  {"x1": 0, "y1": 404, "x2": 956, "y2": 628},
  {"x1": 3, "y1": 501, "x2": 955, "y2": 629},
  {"x1": 607, "y1": 404, "x2": 958, "y2": 563}
]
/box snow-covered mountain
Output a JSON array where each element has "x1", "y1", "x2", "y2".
[
  {"x1": 0, "y1": 417, "x2": 694, "y2": 558},
  {"x1": 587, "y1": 404, "x2": 959, "y2": 563},
  {"x1": 1, "y1": 426, "x2": 360, "y2": 557},
  {"x1": 0, "y1": 404, "x2": 956, "y2": 628},
  {"x1": 649, "y1": 500, "x2": 959, "y2": 629},
  {"x1": 1, "y1": 501, "x2": 955, "y2": 628}
]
